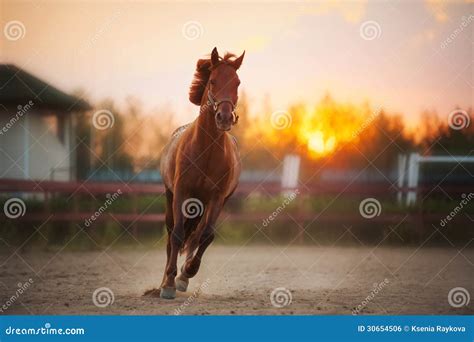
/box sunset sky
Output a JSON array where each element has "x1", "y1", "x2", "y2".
[{"x1": 1, "y1": 0, "x2": 472, "y2": 128}]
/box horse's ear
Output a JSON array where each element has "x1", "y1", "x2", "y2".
[
  {"x1": 211, "y1": 47, "x2": 219, "y2": 67},
  {"x1": 233, "y1": 51, "x2": 245, "y2": 70}
]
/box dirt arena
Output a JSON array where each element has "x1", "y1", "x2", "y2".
[{"x1": 1, "y1": 245, "x2": 473, "y2": 315}]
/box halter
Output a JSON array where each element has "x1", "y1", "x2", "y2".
[{"x1": 207, "y1": 91, "x2": 239, "y2": 125}]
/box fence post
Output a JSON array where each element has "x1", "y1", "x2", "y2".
[
  {"x1": 281, "y1": 154, "x2": 300, "y2": 192},
  {"x1": 406, "y1": 153, "x2": 420, "y2": 206},
  {"x1": 132, "y1": 193, "x2": 138, "y2": 238},
  {"x1": 281, "y1": 154, "x2": 302, "y2": 242},
  {"x1": 397, "y1": 154, "x2": 407, "y2": 205}
]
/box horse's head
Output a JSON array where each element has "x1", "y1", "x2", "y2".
[
  {"x1": 207, "y1": 47, "x2": 244, "y2": 131},
  {"x1": 189, "y1": 47, "x2": 245, "y2": 132}
]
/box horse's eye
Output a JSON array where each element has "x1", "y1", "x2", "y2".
[{"x1": 210, "y1": 80, "x2": 216, "y2": 86}]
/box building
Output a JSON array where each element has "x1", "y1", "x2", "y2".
[{"x1": 0, "y1": 64, "x2": 90, "y2": 181}]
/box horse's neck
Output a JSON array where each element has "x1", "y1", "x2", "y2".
[{"x1": 192, "y1": 100, "x2": 225, "y2": 149}]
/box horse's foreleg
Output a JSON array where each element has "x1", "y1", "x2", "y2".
[
  {"x1": 176, "y1": 199, "x2": 223, "y2": 291},
  {"x1": 160, "y1": 194, "x2": 185, "y2": 299},
  {"x1": 159, "y1": 189, "x2": 174, "y2": 290}
]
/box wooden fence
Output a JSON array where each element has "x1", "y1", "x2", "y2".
[{"x1": 0, "y1": 178, "x2": 471, "y2": 225}]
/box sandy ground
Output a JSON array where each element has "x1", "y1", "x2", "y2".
[{"x1": 0, "y1": 245, "x2": 473, "y2": 315}]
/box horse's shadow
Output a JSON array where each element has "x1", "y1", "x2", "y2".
[{"x1": 142, "y1": 288, "x2": 161, "y2": 298}]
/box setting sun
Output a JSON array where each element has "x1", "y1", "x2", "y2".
[
  {"x1": 306, "y1": 131, "x2": 337, "y2": 156},
  {"x1": 292, "y1": 100, "x2": 362, "y2": 159}
]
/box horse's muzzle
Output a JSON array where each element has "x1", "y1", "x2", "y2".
[{"x1": 215, "y1": 111, "x2": 233, "y2": 131}]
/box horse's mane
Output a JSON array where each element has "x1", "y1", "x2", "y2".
[{"x1": 189, "y1": 53, "x2": 237, "y2": 106}]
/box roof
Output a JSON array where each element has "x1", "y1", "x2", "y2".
[{"x1": 0, "y1": 64, "x2": 91, "y2": 112}]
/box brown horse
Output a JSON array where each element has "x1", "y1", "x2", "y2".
[{"x1": 159, "y1": 47, "x2": 244, "y2": 299}]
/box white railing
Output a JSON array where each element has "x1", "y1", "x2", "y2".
[
  {"x1": 281, "y1": 154, "x2": 300, "y2": 191},
  {"x1": 398, "y1": 153, "x2": 474, "y2": 205}
]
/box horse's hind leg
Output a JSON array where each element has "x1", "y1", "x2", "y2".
[
  {"x1": 178, "y1": 224, "x2": 215, "y2": 281},
  {"x1": 175, "y1": 250, "x2": 193, "y2": 292}
]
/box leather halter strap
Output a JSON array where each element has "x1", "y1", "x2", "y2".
[{"x1": 207, "y1": 91, "x2": 239, "y2": 125}]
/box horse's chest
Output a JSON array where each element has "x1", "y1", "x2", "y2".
[
  {"x1": 196, "y1": 177, "x2": 222, "y2": 193},
  {"x1": 178, "y1": 157, "x2": 232, "y2": 198},
  {"x1": 188, "y1": 164, "x2": 232, "y2": 190}
]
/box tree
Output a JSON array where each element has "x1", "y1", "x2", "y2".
[{"x1": 92, "y1": 99, "x2": 133, "y2": 172}]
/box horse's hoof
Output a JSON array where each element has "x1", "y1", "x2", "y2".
[
  {"x1": 176, "y1": 277, "x2": 189, "y2": 292},
  {"x1": 160, "y1": 287, "x2": 176, "y2": 299}
]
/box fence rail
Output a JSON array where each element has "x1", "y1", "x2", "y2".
[
  {"x1": 0, "y1": 178, "x2": 471, "y2": 225},
  {"x1": 0, "y1": 178, "x2": 468, "y2": 196}
]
